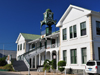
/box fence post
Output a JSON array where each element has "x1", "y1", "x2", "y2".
[
  {"x1": 83, "y1": 70, "x2": 85, "y2": 75},
  {"x1": 65, "y1": 69, "x2": 66, "y2": 75},
  {"x1": 44, "y1": 70, "x2": 46, "y2": 75}
]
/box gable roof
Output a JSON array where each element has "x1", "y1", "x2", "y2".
[
  {"x1": 21, "y1": 33, "x2": 40, "y2": 40},
  {"x1": 16, "y1": 33, "x2": 40, "y2": 43},
  {"x1": 56, "y1": 4, "x2": 92, "y2": 27}
]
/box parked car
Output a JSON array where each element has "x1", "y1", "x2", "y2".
[{"x1": 85, "y1": 60, "x2": 100, "y2": 75}]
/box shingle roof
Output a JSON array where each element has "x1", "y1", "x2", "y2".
[{"x1": 21, "y1": 33, "x2": 40, "y2": 40}]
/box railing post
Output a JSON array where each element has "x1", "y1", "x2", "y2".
[{"x1": 28, "y1": 66, "x2": 30, "y2": 75}]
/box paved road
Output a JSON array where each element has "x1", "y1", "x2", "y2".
[{"x1": 0, "y1": 71, "x2": 23, "y2": 75}]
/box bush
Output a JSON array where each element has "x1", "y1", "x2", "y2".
[
  {"x1": 43, "y1": 59, "x2": 51, "y2": 65},
  {"x1": 51, "y1": 59, "x2": 56, "y2": 69},
  {"x1": 0, "y1": 57, "x2": 7, "y2": 66},
  {"x1": 58, "y1": 61, "x2": 66, "y2": 73},
  {"x1": 3, "y1": 64, "x2": 14, "y2": 71},
  {"x1": 43, "y1": 59, "x2": 51, "y2": 72}
]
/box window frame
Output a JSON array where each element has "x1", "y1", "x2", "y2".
[
  {"x1": 70, "y1": 49, "x2": 77, "y2": 64},
  {"x1": 63, "y1": 50, "x2": 67, "y2": 63},
  {"x1": 18, "y1": 45, "x2": 19, "y2": 51},
  {"x1": 20, "y1": 44, "x2": 22, "y2": 50},
  {"x1": 62, "y1": 28, "x2": 67, "y2": 40},
  {"x1": 69, "y1": 25, "x2": 77, "y2": 39},
  {"x1": 80, "y1": 21, "x2": 86, "y2": 36},
  {"x1": 96, "y1": 21, "x2": 100, "y2": 35},
  {"x1": 98, "y1": 47, "x2": 100, "y2": 60},
  {"x1": 81, "y1": 47, "x2": 87, "y2": 64}
]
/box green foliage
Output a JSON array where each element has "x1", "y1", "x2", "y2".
[
  {"x1": 68, "y1": 68, "x2": 73, "y2": 74},
  {"x1": 3, "y1": 64, "x2": 14, "y2": 71},
  {"x1": 0, "y1": 57, "x2": 7, "y2": 66},
  {"x1": 58, "y1": 60, "x2": 66, "y2": 72},
  {"x1": 58, "y1": 61, "x2": 66, "y2": 66},
  {"x1": 43, "y1": 59, "x2": 51, "y2": 72},
  {"x1": 51, "y1": 59, "x2": 56, "y2": 69},
  {"x1": 43, "y1": 59, "x2": 51, "y2": 65},
  {"x1": 43, "y1": 64, "x2": 50, "y2": 72}
]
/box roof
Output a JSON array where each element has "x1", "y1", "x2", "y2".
[
  {"x1": 56, "y1": 4, "x2": 100, "y2": 27},
  {"x1": 46, "y1": 8, "x2": 52, "y2": 12},
  {"x1": 21, "y1": 33, "x2": 40, "y2": 40}
]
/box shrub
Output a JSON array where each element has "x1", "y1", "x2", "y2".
[
  {"x1": 0, "y1": 57, "x2": 7, "y2": 66},
  {"x1": 51, "y1": 59, "x2": 56, "y2": 69},
  {"x1": 58, "y1": 61, "x2": 66, "y2": 73},
  {"x1": 43, "y1": 59, "x2": 51, "y2": 72},
  {"x1": 3, "y1": 64, "x2": 14, "y2": 71},
  {"x1": 43, "y1": 59, "x2": 51, "y2": 65}
]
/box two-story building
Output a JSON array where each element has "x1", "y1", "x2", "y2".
[{"x1": 16, "y1": 4, "x2": 100, "y2": 71}]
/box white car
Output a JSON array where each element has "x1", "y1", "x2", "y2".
[{"x1": 85, "y1": 60, "x2": 100, "y2": 75}]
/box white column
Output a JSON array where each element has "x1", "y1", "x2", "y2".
[
  {"x1": 50, "y1": 51, "x2": 52, "y2": 61},
  {"x1": 39, "y1": 53, "x2": 41, "y2": 65},
  {"x1": 56, "y1": 51, "x2": 58, "y2": 70},
  {"x1": 35, "y1": 55, "x2": 37, "y2": 68},
  {"x1": 31, "y1": 58, "x2": 33, "y2": 68}
]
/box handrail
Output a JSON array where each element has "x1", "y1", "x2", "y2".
[{"x1": 24, "y1": 57, "x2": 30, "y2": 68}]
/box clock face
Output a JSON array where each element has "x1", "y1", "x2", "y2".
[
  {"x1": 48, "y1": 14, "x2": 52, "y2": 19},
  {"x1": 49, "y1": 14, "x2": 52, "y2": 17}
]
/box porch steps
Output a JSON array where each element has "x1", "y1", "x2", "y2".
[{"x1": 12, "y1": 60, "x2": 28, "y2": 71}]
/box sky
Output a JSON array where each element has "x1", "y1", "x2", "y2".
[{"x1": 0, "y1": 0, "x2": 100, "y2": 51}]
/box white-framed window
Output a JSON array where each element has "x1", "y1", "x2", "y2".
[
  {"x1": 71, "y1": 49, "x2": 77, "y2": 64},
  {"x1": 20, "y1": 44, "x2": 22, "y2": 50},
  {"x1": 18, "y1": 45, "x2": 19, "y2": 51},
  {"x1": 96, "y1": 21, "x2": 100, "y2": 35},
  {"x1": 63, "y1": 50, "x2": 67, "y2": 63},
  {"x1": 62, "y1": 28, "x2": 67, "y2": 40},
  {"x1": 81, "y1": 47, "x2": 87, "y2": 64},
  {"x1": 69, "y1": 25, "x2": 77, "y2": 38},
  {"x1": 80, "y1": 22, "x2": 86, "y2": 36}
]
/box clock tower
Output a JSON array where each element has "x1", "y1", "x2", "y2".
[{"x1": 41, "y1": 9, "x2": 56, "y2": 36}]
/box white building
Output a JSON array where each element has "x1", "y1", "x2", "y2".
[{"x1": 16, "y1": 4, "x2": 100, "y2": 71}]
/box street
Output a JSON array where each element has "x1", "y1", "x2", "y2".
[{"x1": 0, "y1": 71, "x2": 23, "y2": 75}]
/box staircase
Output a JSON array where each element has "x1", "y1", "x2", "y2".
[{"x1": 12, "y1": 60, "x2": 28, "y2": 71}]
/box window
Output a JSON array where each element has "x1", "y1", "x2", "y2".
[
  {"x1": 32, "y1": 44, "x2": 35, "y2": 48},
  {"x1": 71, "y1": 49, "x2": 77, "y2": 64},
  {"x1": 70, "y1": 26, "x2": 73, "y2": 38},
  {"x1": 81, "y1": 48, "x2": 87, "y2": 64},
  {"x1": 98, "y1": 47, "x2": 100, "y2": 60},
  {"x1": 63, "y1": 50, "x2": 67, "y2": 63},
  {"x1": 18, "y1": 45, "x2": 19, "y2": 51},
  {"x1": 96, "y1": 21, "x2": 100, "y2": 35},
  {"x1": 20, "y1": 44, "x2": 22, "y2": 50},
  {"x1": 23, "y1": 43, "x2": 25, "y2": 49},
  {"x1": 80, "y1": 22, "x2": 86, "y2": 36},
  {"x1": 62, "y1": 28, "x2": 67, "y2": 40},
  {"x1": 86, "y1": 62, "x2": 95, "y2": 66},
  {"x1": 70, "y1": 25, "x2": 77, "y2": 38}
]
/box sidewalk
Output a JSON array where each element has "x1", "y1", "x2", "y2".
[{"x1": 8, "y1": 71, "x2": 83, "y2": 75}]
